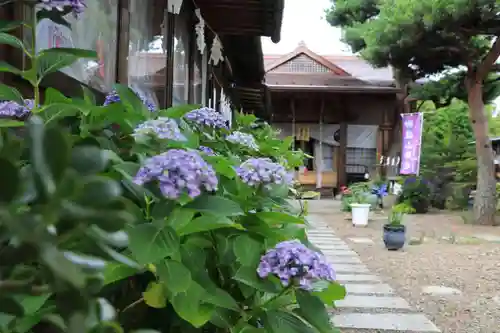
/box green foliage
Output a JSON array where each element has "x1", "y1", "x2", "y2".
[
  {"x1": 389, "y1": 202, "x2": 415, "y2": 225},
  {"x1": 0, "y1": 5, "x2": 345, "y2": 333},
  {"x1": 397, "y1": 178, "x2": 431, "y2": 214}
]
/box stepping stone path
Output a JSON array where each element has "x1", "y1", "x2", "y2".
[
  {"x1": 307, "y1": 214, "x2": 440, "y2": 332},
  {"x1": 421, "y1": 286, "x2": 462, "y2": 297}
]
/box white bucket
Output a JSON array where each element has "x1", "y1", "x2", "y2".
[{"x1": 351, "y1": 203, "x2": 371, "y2": 227}]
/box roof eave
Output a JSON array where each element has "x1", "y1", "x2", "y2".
[{"x1": 266, "y1": 84, "x2": 401, "y2": 93}]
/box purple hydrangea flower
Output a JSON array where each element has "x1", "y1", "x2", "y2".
[
  {"x1": 38, "y1": 0, "x2": 86, "y2": 17},
  {"x1": 103, "y1": 90, "x2": 156, "y2": 112},
  {"x1": 236, "y1": 158, "x2": 293, "y2": 188},
  {"x1": 0, "y1": 99, "x2": 35, "y2": 119},
  {"x1": 199, "y1": 146, "x2": 215, "y2": 156},
  {"x1": 133, "y1": 117, "x2": 186, "y2": 141},
  {"x1": 133, "y1": 149, "x2": 218, "y2": 199},
  {"x1": 184, "y1": 107, "x2": 228, "y2": 129},
  {"x1": 226, "y1": 131, "x2": 258, "y2": 150},
  {"x1": 257, "y1": 240, "x2": 336, "y2": 290}
]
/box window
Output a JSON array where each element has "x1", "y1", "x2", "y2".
[
  {"x1": 172, "y1": 10, "x2": 190, "y2": 106},
  {"x1": 346, "y1": 147, "x2": 377, "y2": 173},
  {"x1": 35, "y1": 0, "x2": 118, "y2": 92},
  {"x1": 128, "y1": 0, "x2": 167, "y2": 109}
]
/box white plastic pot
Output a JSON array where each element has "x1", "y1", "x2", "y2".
[{"x1": 351, "y1": 203, "x2": 371, "y2": 227}]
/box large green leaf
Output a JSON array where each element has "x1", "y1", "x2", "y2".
[
  {"x1": 0, "y1": 61, "x2": 21, "y2": 75},
  {"x1": 0, "y1": 158, "x2": 19, "y2": 203},
  {"x1": 0, "y1": 32, "x2": 25, "y2": 51},
  {"x1": 0, "y1": 83, "x2": 23, "y2": 103},
  {"x1": 114, "y1": 83, "x2": 150, "y2": 117},
  {"x1": 233, "y1": 234, "x2": 262, "y2": 266},
  {"x1": 166, "y1": 207, "x2": 194, "y2": 230},
  {"x1": 40, "y1": 246, "x2": 86, "y2": 288},
  {"x1": 312, "y1": 282, "x2": 346, "y2": 305},
  {"x1": 0, "y1": 20, "x2": 23, "y2": 32},
  {"x1": 43, "y1": 127, "x2": 70, "y2": 183},
  {"x1": 295, "y1": 290, "x2": 334, "y2": 333},
  {"x1": 262, "y1": 310, "x2": 316, "y2": 333},
  {"x1": 103, "y1": 262, "x2": 138, "y2": 285},
  {"x1": 233, "y1": 266, "x2": 280, "y2": 293},
  {"x1": 27, "y1": 116, "x2": 56, "y2": 196},
  {"x1": 170, "y1": 282, "x2": 215, "y2": 328},
  {"x1": 143, "y1": 281, "x2": 167, "y2": 308},
  {"x1": 255, "y1": 211, "x2": 304, "y2": 225},
  {"x1": 185, "y1": 194, "x2": 243, "y2": 216},
  {"x1": 0, "y1": 119, "x2": 24, "y2": 128},
  {"x1": 178, "y1": 214, "x2": 240, "y2": 236},
  {"x1": 159, "y1": 104, "x2": 200, "y2": 119},
  {"x1": 157, "y1": 259, "x2": 192, "y2": 293},
  {"x1": 127, "y1": 224, "x2": 180, "y2": 265}
]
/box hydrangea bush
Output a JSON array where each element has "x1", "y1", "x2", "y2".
[{"x1": 0, "y1": 2, "x2": 345, "y2": 333}]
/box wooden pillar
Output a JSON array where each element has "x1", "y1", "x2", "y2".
[
  {"x1": 316, "y1": 97, "x2": 324, "y2": 188},
  {"x1": 290, "y1": 98, "x2": 296, "y2": 150},
  {"x1": 376, "y1": 128, "x2": 384, "y2": 177},
  {"x1": 338, "y1": 122, "x2": 347, "y2": 187}
]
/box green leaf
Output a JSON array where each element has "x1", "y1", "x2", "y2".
[
  {"x1": 205, "y1": 288, "x2": 239, "y2": 311},
  {"x1": 178, "y1": 214, "x2": 240, "y2": 236},
  {"x1": 185, "y1": 194, "x2": 243, "y2": 216},
  {"x1": 113, "y1": 83, "x2": 149, "y2": 117},
  {"x1": 0, "y1": 20, "x2": 22, "y2": 32},
  {"x1": 157, "y1": 259, "x2": 192, "y2": 293},
  {"x1": 43, "y1": 127, "x2": 70, "y2": 183},
  {"x1": 27, "y1": 116, "x2": 56, "y2": 196},
  {"x1": 159, "y1": 104, "x2": 200, "y2": 119},
  {"x1": 39, "y1": 47, "x2": 97, "y2": 60},
  {"x1": 233, "y1": 234, "x2": 262, "y2": 266},
  {"x1": 312, "y1": 282, "x2": 346, "y2": 305},
  {"x1": 0, "y1": 119, "x2": 24, "y2": 127},
  {"x1": 263, "y1": 310, "x2": 316, "y2": 333},
  {"x1": 0, "y1": 61, "x2": 21, "y2": 75},
  {"x1": 233, "y1": 266, "x2": 280, "y2": 293},
  {"x1": 38, "y1": 103, "x2": 81, "y2": 123},
  {"x1": 71, "y1": 146, "x2": 109, "y2": 175},
  {"x1": 0, "y1": 158, "x2": 19, "y2": 203},
  {"x1": 0, "y1": 83, "x2": 23, "y2": 103},
  {"x1": 127, "y1": 224, "x2": 180, "y2": 265},
  {"x1": 44, "y1": 87, "x2": 70, "y2": 104},
  {"x1": 103, "y1": 262, "x2": 138, "y2": 285},
  {"x1": 295, "y1": 290, "x2": 334, "y2": 333},
  {"x1": 167, "y1": 207, "x2": 194, "y2": 230},
  {"x1": 0, "y1": 32, "x2": 26, "y2": 51},
  {"x1": 143, "y1": 281, "x2": 167, "y2": 308},
  {"x1": 40, "y1": 246, "x2": 85, "y2": 288},
  {"x1": 255, "y1": 211, "x2": 305, "y2": 225},
  {"x1": 170, "y1": 282, "x2": 214, "y2": 328},
  {"x1": 77, "y1": 176, "x2": 122, "y2": 207}
]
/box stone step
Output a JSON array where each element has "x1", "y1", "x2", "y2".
[
  {"x1": 331, "y1": 313, "x2": 441, "y2": 332},
  {"x1": 336, "y1": 295, "x2": 410, "y2": 310},
  {"x1": 325, "y1": 256, "x2": 363, "y2": 264},
  {"x1": 319, "y1": 249, "x2": 358, "y2": 256},
  {"x1": 344, "y1": 283, "x2": 394, "y2": 295},
  {"x1": 331, "y1": 264, "x2": 370, "y2": 273},
  {"x1": 336, "y1": 274, "x2": 381, "y2": 283}
]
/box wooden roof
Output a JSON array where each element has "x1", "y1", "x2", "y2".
[{"x1": 264, "y1": 42, "x2": 396, "y2": 88}]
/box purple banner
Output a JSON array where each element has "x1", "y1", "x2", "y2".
[{"x1": 400, "y1": 113, "x2": 424, "y2": 175}]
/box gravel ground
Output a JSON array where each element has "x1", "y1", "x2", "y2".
[{"x1": 320, "y1": 207, "x2": 500, "y2": 333}]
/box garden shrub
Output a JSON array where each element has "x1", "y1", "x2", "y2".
[
  {"x1": 445, "y1": 183, "x2": 473, "y2": 211},
  {"x1": 0, "y1": 2, "x2": 346, "y2": 333},
  {"x1": 397, "y1": 177, "x2": 431, "y2": 213}
]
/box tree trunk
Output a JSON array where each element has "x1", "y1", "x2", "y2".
[{"x1": 467, "y1": 80, "x2": 497, "y2": 225}]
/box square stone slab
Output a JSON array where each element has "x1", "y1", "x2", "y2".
[
  {"x1": 331, "y1": 313, "x2": 441, "y2": 332},
  {"x1": 332, "y1": 264, "x2": 370, "y2": 273},
  {"x1": 336, "y1": 274, "x2": 381, "y2": 283},
  {"x1": 473, "y1": 234, "x2": 500, "y2": 243},
  {"x1": 336, "y1": 295, "x2": 410, "y2": 309},
  {"x1": 312, "y1": 244, "x2": 350, "y2": 251},
  {"x1": 308, "y1": 238, "x2": 344, "y2": 244},
  {"x1": 347, "y1": 237, "x2": 375, "y2": 244},
  {"x1": 319, "y1": 249, "x2": 358, "y2": 256},
  {"x1": 344, "y1": 283, "x2": 394, "y2": 295},
  {"x1": 326, "y1": 256, "x2": 363, "y2": 264}
]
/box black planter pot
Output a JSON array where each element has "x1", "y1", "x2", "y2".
[{"x1": 383, "y1": 224, "x2": 406, "y2": 251}]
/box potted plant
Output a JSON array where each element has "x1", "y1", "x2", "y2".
[
  {"x1": 349, "y1": 182, "x2": 372, "y2": 227},
  {"x1": 383, "y1": 202, "x2": 415, "y2": 250}
]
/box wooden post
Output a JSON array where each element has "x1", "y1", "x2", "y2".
[
  {"x1": 376, "y1": 127, "x2": 383, "y2": 178},
  {"x1": 338, "y1": 122, "x2": 347, "y2": 187},
  {"x1": 290, "y1": 97, "x2": 296, "y2": 150},
  {"x1": 316, "y1": 97, "x2": 324, "y2": 189}
]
